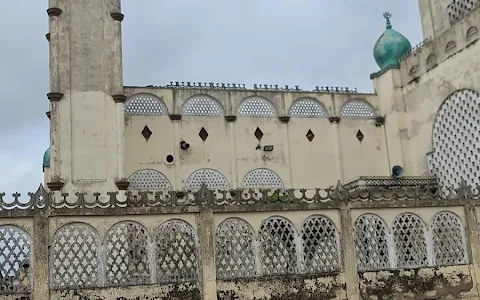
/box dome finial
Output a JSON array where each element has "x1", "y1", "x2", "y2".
[{"x1": 384, "y1": 12, "x2": 392, "y2": 29}]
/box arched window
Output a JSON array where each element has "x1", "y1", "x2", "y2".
[
  {"x1": 50, "y1": 223, "x2": 100, "y2": 289},
  {"x1": 125, "y1": 94, "x2": 168, "y2": 116},
  {"x1": 393, "y1": 213, "x2": 428, "y2": 268},
  {"x1": 288, "y1": 98, "x2": 328, "y2": 118},
  {"x1": 104, "y1": 221, "x2": 151, "y2": 286},
  {"x1": 301, "y1": 215, "x2": 340, "y2": 273},
  {"x1": 216, "y1": 218, "x2": 256, "y2": 279},
  {"x1": 426, "y1": 54, "x2": 436, "y2": 68},
  {"x1": 182, "y1": 95, "x2": 224, "y2": 116},
  {"x1": 409, "y1": 65, "x2": 419, "y2": 76},
  {"x1": 0, "y1": 226, "x2": 32, "y2": 293},
  {"x1": 237, "y1": 97, "x2": 277, "y2": 117},
  {"x1": 128, "y1": 169, "x2": 172, "y2": 190},
  {"x1": 240, "y1": 168, "x2": 284, "y2": 188},
  {"x1": 155, "y1": 219, "x2": 198, "y2": 283},
  {"x1": 445, "y1": 41, "x2": 457, "y2": 53},
  {"x1": 258, "y1": 216, "x2": 297, "y2": 275},
  {"x1": 467, "y1": 26, "x2": 479, "y2": 40},
  {"x1": 184, "y1": 169, "x2": 229, "y2": 189},
  {"x1": 431, "y1": 212, "x2": 467, "y2": 266},
  {"x1": 428, "y1": 89, "x2": 480, "y2": 191},
  {"x1": 354, "y1": 214, "x2": 390, "y2": 271},
  {"x1": 340, "y1": 99, "x2": 376, "y2": 119}
]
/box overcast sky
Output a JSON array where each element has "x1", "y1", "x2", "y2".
[{"x1": 0, "y1": 1, "x2": 422, "y2": 196}]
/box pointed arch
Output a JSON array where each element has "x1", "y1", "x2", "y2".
[
  {"x1": 340, "y1": 99, "x2": 376, "y2": 119},
  {"x1": 430, "y1": 211, "x2": 467, "y2": 266},
  {"x1": 125, "y1": 93, "x2": 168, "y2": 116},
  {"x1": 184, "y1": 168, "x2": 229, "y2": 189},
  {"x1": 127, "y1": 169, "x2": 172, "y2": 190},
  {"x1": 182, "y1": 95, "x2": 224, "y2": 116},
  {"x1": 288, "y1": 98, "x2": 329, "y2": 118},
  {"x1": 354, "y1": 214, "x2": 390, "y2": 271},
  {"x1": 240, "y1": 168, "x2": 284, "y2": 188},
  {"x1": 392, "y1": 213, "x2": 428, "y2": 268},
  {"x1": 237, "y1": 96, "x2": 277, "y2": 117}
]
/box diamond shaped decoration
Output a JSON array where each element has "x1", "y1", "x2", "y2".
[
  {"x1": 142, "y1": 126, "x2": 152, "y2": 141},
  {"x1": 356, "y1": 130, "x2": 364, "y2": 142},
  {"x1": 199, "y1": 127, "x2": 209, "y2": 141},
  {"x1": 254, "y1": 127, "x2": 264, "y2": 141},
  {"x1": 306, "y1": 129, "x2": 315, "y2": 142}
]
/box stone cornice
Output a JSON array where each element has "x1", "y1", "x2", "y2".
[
  {"x1": 112, "y1": 94, "x2": 127, "y2": 103},
  {"x1": 47, "y1": 92, "x2": 64, "y2": 102}
]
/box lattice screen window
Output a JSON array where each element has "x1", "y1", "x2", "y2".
[
  {"x1": 258, "y1": 217, "x2": 297, "y2": 276},
  {"x1": 240, "y1": 168, "x2": 284, "y2": 188},
  {"x1": 426, "y1": 54, "x2": 436, "y2": 68},
  {"x1": 340, "y1": 99, "x2": 376, "y2": 119},
  {"x1": 128, "y1": 169, "x2": 172, "y2": 190},
  {"x1": 182, "y1": 95, "x2": 224, "y2": 116},
  {"x1": 0, "y1": 226, "x2": 32, "y2": 294},
  {"x1": 393, "y1": 213, "x2": 428, "y2": 268},
  {"x1": 184, "y1": 169, "x2": 230, "y2": 189},
  {"x1": 354, "y1": 214, "x2": 390, "y2": 271},
  {"x1": 50, "y1": 223, "x2": 100, "y2": 290},
  {"x1": 125, "y1": 94, "x2": 168, "y2": 116},
  {"x1": 431, "y1": 212, "x2": 467, "y2": 266},
  {"x1": 155, "y1": 220, "x2": 198, "y2": 283},
  {"x1": 448, "y1": 0, "x2": 480, "y2": 23},
  {"x1": 467, "y1": 26, "x2": 479, "y2": 40},
  {"x1": 410, "y1": 65, "x2": 419, "y2": 76},
  {"x1": 301, "y1": 216, "x2": 340, "y2": 274},
  {"x1": 237, "y1": 97, "x2": 277, "y2": 117},
  {"x1": 216, "y1": 218, "x2": 256, "y2": 279},
  {"x1": 445, "y1": 41, "x2": 457, "y2": 53},
  {"x1": 104, "y1": 222, "x2": 151, "y2": 286},
  {"x1": 428, "y1": 89, "x2": 480, "y2": 192},
  {"x1": 288, "y1": 98, "x2": 328, "y2": 118}
]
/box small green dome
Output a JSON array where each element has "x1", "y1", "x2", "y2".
[
  {"x1": 43, "y1": 147, "x2": 50, "y2": 169},
  {"x1": 373, "y1": 12, "x2": 412, "y2": 70}
]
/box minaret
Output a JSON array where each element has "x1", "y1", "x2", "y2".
[{"x1": 46, "y1": 0, "x2": 126, "y2": 193}]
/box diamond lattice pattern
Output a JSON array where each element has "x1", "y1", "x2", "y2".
[
  {"x1": 354, "y1": 214, "x2": 390, "y2": 271},
  {"x1": 128, "y1": 169, "x2": 172, "y2": 190},
  {"x1": 340, "y1": 99, "x2": 376, "y2": 119},
  {"x1": 125, "y1": 94, "x2": 167, "y2": 116},
  {"x1": 216, "y1": 218, "x2": 256, "y2": 279},
  {"x1": 237, "y1": 97, "x2": 277, "y2": 117},
  {"x1": 241, "y1": 168, "x2": 284, "y2": 188},
  {"x1": 104, "y1": 222, "x2": 151, "y2": 286},
  {"x1": 185, "y1": 169, "x2": 230, "y2": 189},
  {"x1": 431, "y1": 212, "x2": 467, "y2": 266},
  {"x1": 302, "y1": 216, "x2": 340, "y2": 273},
  {"x1": 182, "y1": 95, "x2": 224, "y2": 116},
  {"x1": 288, "y1": 98, "x2": 328, "y2": 118},
  {"x1": 155, "y1": 220, "x2": 198, "y2": 283},
  {"x1": 50, "y1": 224, "x2": 99, "y2": 290},
  {"x1": 0, "y1": 226, "x2": 31, "y2": 294},
  {"x1": 259, "y1": 217, "x2": 297, "y2": 275},
  {"x1": 393, "y1": 213, "x2": 428, "y2": 268}
]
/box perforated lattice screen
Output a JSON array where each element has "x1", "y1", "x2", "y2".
[
  {"x1": 182, "y1": 95, "x2": 224, "y2": 116},
  {"x1": 185, "y1": 169, "x2": 230, "y2": 189},
  {"x1": 125, "y1": 94, "x2": 167, "y2": 116},
  {"x1": 0, "y1": 226, "x2": 31, "y2": 294},
  {"x1": 354, "y1": 214, "x2": 390, "y2": 271},
  {"x1": 237, "y1": 97, "x2": 277, "y2": 117},
  {"x1": 431, "y1": 212, "x2": 467, "y2": 266},
  {"x1": 128, "y1": 169, "x2": 172, "y2": 190},
  {"x1": 428, "y1": 89, "x2": 480, "y2": 191},
  {"x1": 393, "y1": 214, "x2": 428, "y2": 268},
  {"x1": 426, "y1": 54, "x2": 436, "y2": 67},
  {"x1": 448, "y1": 0, "x2": 479, "y2": 23},
  {"x1": 340, "y1": 99, "x2": 376, "y2": 119},
  {"x1": 288, "y1": 98, "x2": 328, "y2": 118},
  {"x1": 467, "y1": 26, "x2": 479, "y2": 39},
  {"x1": 445, "y1": 41, "x2": 457, "y2": 53},
  {"x1": 241, "y1": 168, "x2": 284, "y2": 188}
]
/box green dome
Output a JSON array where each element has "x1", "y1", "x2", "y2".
[
  {"x1": 43, "y1": 147, "x2": 50, "y2": 169},
  {"x1": 373, "y1": 13, "x2": 412, "y2": 70}
]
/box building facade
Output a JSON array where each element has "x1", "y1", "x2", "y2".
[{"x1": 2, "y1": 0, "x2": 480, "y2": 299}]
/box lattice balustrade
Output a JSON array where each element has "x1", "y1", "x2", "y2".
[
  {"x1": 241, "y1": 168, "x2": 284, "y2": 188},
  {"x1": 50, "y1": 223, "x2": 100, "y2": 290},
  {"x1": 0, "y1": 226, "x2": 31, "y2": 294},
  {"x1": 182, "y1": 95, "x2": 224, "y2": 116},
  {"x1": 237, "y1": 97, "x2": 277, "y2": 117},
  {"x1": 428, "y1": 89, "x2": 480, "y2": 192},
  {"x1": 354, "y1": 214, "x2": 390, "y2": 271},
  {"x1": 216, "y1": 218, "x2": 257, "y2": 279},
  {"x1": 431, "y1": 212, "x2": 467, "y2": 266},
  {"x1": 104, "y1": 222, "x2": 151, "y2": 286},
  {"x1": 301, "y1": 216, "x2": 340, "y2": 274},
  {"x1": 185, "y1": 169, "x2": 230, "y2": 189},
  {"x1": 393, "y1": 213, "x2": 428, "y2": 268},
  {"x1": 340, "y1": 99, "x2": 376, "y2": 119},
  {"x1": 155, "y1": 220, "x2": 198, "y2": 283},
  {"x1": 258, "y1": 217, "x2": 298, "y2": 276},
  {"x1": 288, "y1": 98, "x2": 328, "y2": 118},
  {"x1": 125, "y1": 94, "x2": 167, "y2": 116},
  {"x1": 128, "y1": 169, "x2": 172, "y2": 190}
]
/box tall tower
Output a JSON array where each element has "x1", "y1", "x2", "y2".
[
  {"x1": 417, "y1": 0, "x2": 453, "y2": 39},
  {"x1": 46, "y1": 0, "x2": 125, "y2": 193}
]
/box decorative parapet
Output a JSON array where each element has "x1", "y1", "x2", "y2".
[{"x1": 344, "y1": 176, "x2": 438, "y2": 190}]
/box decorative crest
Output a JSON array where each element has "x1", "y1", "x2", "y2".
[{"x1": 384, "y1": 12, "x2": 392, "y2": 29}]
